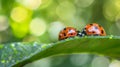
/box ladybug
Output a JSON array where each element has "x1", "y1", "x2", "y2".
[
  {"x1": 59, "y1": 27, "x2": 78, "y2": 40},
  {"x1": 78, "y1": 23, "x2": 106, "y2": 36}
]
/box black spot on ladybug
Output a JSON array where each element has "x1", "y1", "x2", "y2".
[
  {"x1": 63, "y1": 33, "x2": 66, "y2": 36},
  {"x1": 71, "y1": 33, "x2": 73, "y2": 35},
  {"x1": 101, "y1": 30, "x2": 104, "y2": 34},
  {"x1": 89, "y1": 24, "x2": 93, "y2": 25},
  {"x1": 59, "y1": 35, "x2": 60, "y2": 37},
  {"x1": 64, "y1": 28, "x2": 66, "y2": 30},
  {"x1": 92, "y1": 31, "x2": 95, "y2": 33}
]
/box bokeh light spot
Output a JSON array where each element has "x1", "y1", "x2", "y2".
[
  {"x1": 24, "y1": 58, "x2": 51, "y2": 67},
  {"x1": 48, "y1": 21, "x2": 65, "y2": 41},
  {"x1": 0, "y1": 45, "x2": 3, "y2": 49},
  {"x1": 70, "y1": 54, "x2": 91, "y2": 66},
  {"x1": 91, "y1": 56, "x2": 110, "y2": 67},
  {"x1": 1, "y1": 60, "x2": 5, "y2": 63},
  {"x1": 109, "y1": 60, "x2": 120, "y2": 67},
  {"x1": 56, "y1": 1, "x2": 76, "y2": 20},
  {"x1": 16, "y1": 0, "x2": 42, "y2": 10},
  {"x1": 23, "y1": 0, "x2": 42, "y2": 10},
  {"x1": 10, "y1": 21, "x2": 29, "y2": 38},
  {"x1": 103, "y1": 0, "x2": 120, "y2": 21},
  {"x1": 10, "y1": 6, "x2": 29, "y2": 22},
  {"x1": 17, "y1": 0, "x2": 52, "y2": 10},
  {"x1": 30, "y1": 18, "x2": 47, "y2": 36},
  {"x1": 115, "y1": 0, "x2": 120, "y2": 9}
]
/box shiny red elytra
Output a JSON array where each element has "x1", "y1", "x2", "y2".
[
  {"x1": 59, "y1": 27, "x2": 78, "y2": 40},
  {"x1": 81, "y1": 23, "x2": 106, "y2": 36},
  {"x1": 58, "y1": 23, "x2": 106, "y2": 40}
]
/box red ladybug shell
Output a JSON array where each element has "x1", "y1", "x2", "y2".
[
  {"x1": 59, "y1": 27, "x2": 77, "y2": 40},
  {"x1": 84, "y1": 23, "x2": 106, "y2": 36}
]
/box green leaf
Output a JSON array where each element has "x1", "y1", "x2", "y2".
[{"x1": 0, "y1": 36, "x2": 120, "y2": 67}]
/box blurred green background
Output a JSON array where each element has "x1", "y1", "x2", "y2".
[{"x1": 0, "y1": 0, "x2": 120, "y2": 67}]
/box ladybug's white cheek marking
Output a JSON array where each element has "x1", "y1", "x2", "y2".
[{"x1": 88, "y1": 26, "x2": 101, "y2": 34}]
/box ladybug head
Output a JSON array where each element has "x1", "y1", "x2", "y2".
[{"x1": 77, "y1": 30, "x2": 86, "y2": 37}]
